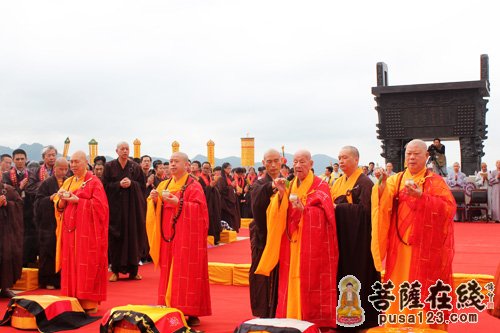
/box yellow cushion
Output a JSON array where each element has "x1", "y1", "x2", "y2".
[
  {"x1": 452, "y1": 273, "x2": 494, "y2": 297},
  {"x1": 208, "y1": 262, "x2": 234, "y2": 285},
  {"x1": 241, "y1": 218, "x2": 252, "y2": 228},
  {"x1": 220, "y1": 230, "x2": 237, "y2": 243},
  {"x1": 11, "y1": 306, "x2": 37, "y2": 330},
  {"x1": 12, "y1": 268, "x2": 39, "y2": 291},
  {"x1": 103, "y1": 305, "x2": 188, "y2": 333},
  {"x1": 233, "y1": 264, "x2": 251, "y2": 286}
]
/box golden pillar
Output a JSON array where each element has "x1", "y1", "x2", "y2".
[
  {"x1": 63, "y1": 137, "x2": 71, "y2": 158},
  {"x1": 133, "y1": 138, "x2": 141, "y2": 159},
  {"x1": 207, "y1": 140, "x2": 215, "y2": 166},
  {"x1": 172, "y1": 141, "x2": 180, "y2": 154},
  {"x1": 88, "y1": 139, "x2": 98, "y2": 165},
  {"x1": 241, "y1": 137, "x2": 255, "y2": 167}
]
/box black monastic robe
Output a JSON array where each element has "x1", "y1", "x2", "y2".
[
  {"x1": 144, "y1": 170, "x2": 155, "y2": 199},
  {"x1": 198, "y1": 175, "x2": 222, "y2": 245},
  {"x1": 34, "y1": 175, "x2": 63, "y2": 288},
  {"x1": 2, "y1": 170, "x2": 36, "y2": 266},
  {"x1": 334, "y1": 173, "x2": 380, "y2": 329},
  {"x1": 249, "y1": 173, "x2": 279, "y2": 318},
  {"x1": 215, "y1": 175, "x2": 240, "y2": 232},
  {"x1": 0, "y1": 182, "x2": 24, "y2": 289},
  {"x1": 103, "y1": 159, "x2": 148, "y2": 274},
  {"x1": 26, "y1": 164, "x2": 54, "y2": 195}
]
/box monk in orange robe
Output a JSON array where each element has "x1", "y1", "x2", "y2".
[
  {"x1": 55, "y1": 151, "x2": 109, "y2": 313},
  {"x1": 372, "y1": 139, "x2": 455, "y2": 331},
  {"x1": 146, "y1": 152, "x2": 211, "y2": 328},
  {"x1": 256, "y1": 150, "x2": 338, "y2": 329}
]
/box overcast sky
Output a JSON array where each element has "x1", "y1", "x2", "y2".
[{"x1": 1, "y1": 1, "x2": 498, "y2": 168}]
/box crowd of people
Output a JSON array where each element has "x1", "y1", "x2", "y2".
[{"x1": 0, "y1": 138, "x2": 498, "y2": 332}]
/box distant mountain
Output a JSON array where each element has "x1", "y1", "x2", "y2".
[
  {"x1": 0, "y1": 143, "x2": 116, "y2": 163},
  {"x1": 0, "y1": 143, "x2": 45, "y2": 161},
  {"x1": 312, "y1": 154, "x2": 339, "y2": 171},
  {"x1": 1, "y1": 143, "x2": 339, "y2": 172}
]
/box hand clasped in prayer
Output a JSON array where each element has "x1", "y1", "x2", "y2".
[{"x1": 120, "y1": 177, "x2": 131, "y2": 188}]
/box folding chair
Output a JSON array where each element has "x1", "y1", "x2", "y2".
[
  {"x1": 466, "y1": 189, "x2": 488, "y2": 221},
  {"x1": 451, "y1": 190, "x2": 466, "y2": 222}
]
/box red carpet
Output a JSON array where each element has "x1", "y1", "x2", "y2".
[
  {"x1": 208, "y1": 238, "x2": 251, "y2": 264},
  {"x1": 453, "y1": 222, "x2": 500, "y2": 275},
  {"x1": 0, "y1": 263, "x2": 253, "y2": 333},
  {"x1": 1, "y1": 222, "x2": 498, "y2": 332}
]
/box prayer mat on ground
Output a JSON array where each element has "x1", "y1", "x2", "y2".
[
  {"x1": 234, "y1": 318, "x2": 320, "y2": 333},
  {"x1": 100, "y1": 305, "x2": 190, "y2": 333},
  {"x1": 0, "y1": 295, "x2": 99, "y2": 332}
]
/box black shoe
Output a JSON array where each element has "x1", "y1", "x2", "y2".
[
  {"x1": 187, "y1": 316, "x2": 201, "y2": 327},
  {"x1": 0, "y1": 288, "x2": 16, "y2": 298}
]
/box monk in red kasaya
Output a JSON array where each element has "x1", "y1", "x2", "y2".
[
  {"x1": 146, "y1": 152, "x2": 211, "y2": 328},
  {"x1": 256, "y1": 149, "x2": 338, "y2": 330},
  {"x1": 372, "y1": 139, "x2": 455, "y2": 331},
  {"x1": 55, "y1": 151, "x2": 109, "y2": 313}
]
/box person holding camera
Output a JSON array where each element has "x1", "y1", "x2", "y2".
[{"x1": 427, "y1": 138, "x2": 447, "y2": 176}]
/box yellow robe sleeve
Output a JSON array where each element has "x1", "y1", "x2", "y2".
[
  {"x1": 371, "y1": 175, "x2": 396, "y2": 272},
  {"x1": 330, "y1": 176, "x2": 342, "y2": 201},
  {"x1": 54, "y1": 176, "x2": 74, "y2": 273},
  {"x1": 146, "y1": 180, "x2": 168, "y2": 269},
  {"x1": 54, "y1": 197, "x2": 63, "y2": 273},
  {"x1": 254, "y1": 192, "x2": 289, "y2": 276}
]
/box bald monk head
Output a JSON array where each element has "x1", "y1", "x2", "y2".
[
  {"x1": 262, "y1": 149, "x2": 281, "y2": 179},
  {"x1": 170, "y1": 152, "x2": 190, "y2": 179},
  {"x1": 405, "y1": 140, "x2": 429, "y2": 174},
  {"x1": 70, "y1": 151, "x2": 88, "y2": 178},
  {"x1": 293, "y1": 150, "x2": 313, "y2": 181},
  {"x1": 54, "y1": 157, "x2": 69, "y2": 180}
]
